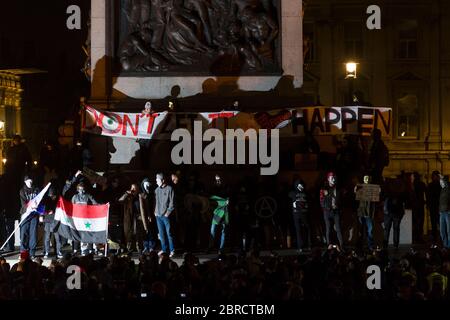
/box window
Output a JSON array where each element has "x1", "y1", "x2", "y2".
[
  {"x1": 344, "y1": 22, "x2": 363, "y2": 59},
  {"x1": 398, "y1": 20, "x2": 418, "y2": 59},
  {"x1": 303, "y1": 23, "x2": 315, "y2": 62},
  {"x1": 397, "y1": 93, "x2": 419, "y2": 138}
]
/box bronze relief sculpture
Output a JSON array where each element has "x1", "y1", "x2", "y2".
[{"x1": 116, "y1": 0, "x2": 281, "y2": 75}]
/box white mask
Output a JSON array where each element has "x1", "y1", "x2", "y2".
[
  {"x1": 143, "y1": 181, "x2": 150, "y2": 192},
  {"x1": 440, "y1": 179, "x2": 446, "y2": 189},
  {"x1": 328, "y1": 176, "x2": 336, "y2": 186},
  {"x1": 297, "y1": 184, "x2": 304, "y2": 192},
  {"x1": 25, "y1": 179, "x2": 33, "y2": 188}
]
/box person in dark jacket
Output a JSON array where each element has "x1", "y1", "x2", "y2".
[
  {"x1": 410, "y1": 172, "x2": 426, "y2": 244},
  {"x1": 119, "y1": 183, "x2": 140, "y2": 253},
  {"x1": 383, "y1": 178, "x2": 406, "y2": 250},
  {"x1": 426, "y1": 170, "x2": 441, "y2": 244},
  {"x1": 138, "y1": 178, "x2": 157, "y2": 253},
  {"x1": 289, "y1": 179, "x2": 311, "y2": 252},
  {"x1": 41, "y1": 186, "x2": 62, "y2": 258},
  {"x1": 439, "y1": 175, "x2": 450, "y2": 249},
  {"x1": 320, "y1": 172, "x2": 344, "y2": 250},
  {"x1": 234, "y1": 182, "x2": 255, "y2": 253},
  {"x1": 19, "y1": 176, "x2": 40, "y2": 258},
  {"x1": 354, "y1": 175, "x2": 379, "y2": 250},
  {"x1": 368, "y1": 129, "x2": 389, "y2": 185}
]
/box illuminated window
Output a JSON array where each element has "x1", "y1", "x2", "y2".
[{"x1": 397, "y1": 93, "x2": 419, "y2": 138}]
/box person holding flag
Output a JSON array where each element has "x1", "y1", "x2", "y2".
[
  {"x1": 40, "y1": 186, "x2": 63, "y2": 259},
  {"x1": 208, "y1": 174, "x2": 230, "y2": 255},
  {"x1": 71, "y1": 182, "x2": 99, "y2": 255},
  {"x1": 19, "y1": 175, "x2": 41, "y2": 258}
]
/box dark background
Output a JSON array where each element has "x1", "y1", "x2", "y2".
[{"x1": 0, "y1": 0, "x2": 91, "y2": 138}]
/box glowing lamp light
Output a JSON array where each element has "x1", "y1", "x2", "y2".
[
  {"x1": 33, "y1": 160, "x2": 38, "y2": 166},
  {"x1": 345, "y1": 62, "x2": 357, "y2": 79},
  {"x1": 401, "y1": 131, "x2": 406, "y2": 137},
  {"x1": 2, "y1": 159, "x2": 6, "y2": 164},
  {"x1": 0, "y1": 121, "x2": 4, "y2": 131}
]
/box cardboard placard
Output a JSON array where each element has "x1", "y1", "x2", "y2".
[{"x1": 355, "y1": 183, "x2": 381, "y2": 202}]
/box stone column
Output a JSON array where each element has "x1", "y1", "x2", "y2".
[
  {"x1": 427, "y1": 1, "x2": 442, "y2": 150},
  {"x1": 90, "y1": 0, "x2": 107, "y2": 103}
]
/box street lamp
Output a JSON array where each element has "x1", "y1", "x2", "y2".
[{"x1": 345, "y1": 62, "x2": 358, "y2": 105}]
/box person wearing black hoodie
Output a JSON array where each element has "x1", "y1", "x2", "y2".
[
  {"x1": 320, "y1": 172, "x2": 344, "y2": 250},
  {"x1": 19, "y1": 175, "x2": 40, "y2": 258},
  {"x1": 289, "y1": 179, "x2": 311, "y2": 252}
]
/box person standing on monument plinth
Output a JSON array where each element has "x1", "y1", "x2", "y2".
[{"x1": 320, "y1": 172, "x2": 344, "y2": 251}]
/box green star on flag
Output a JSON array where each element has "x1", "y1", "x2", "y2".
[{"x1": 85, "y1": 222, "x2": 92, "y2": 229}]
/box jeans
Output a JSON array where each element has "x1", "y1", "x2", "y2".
[
  {"x1": 439, "y1": 212, "x2": 450, "y2": 249},
  {"x1": 137, "y1": 222, "x2": 156, "y2": 251},
  {"x1": 44, "y1": 230, "x2": 62, "y2": 254},
  {"x1": 323, "y1": 209, "x2": 344, "y2": 248},
  {"x1": 20, "y1": 214, "x2": 39, "y2": 255},
  {"x1": 210, "y1": 223, "x2": 227, "y2": 250},
  {"x1": 384, "y1": 214, "x2": 403, "y2": 248},
  {"x1": 156, "y1": 216, "x2": 174, "y2": 253},
  {"x1": 359, "y1": 216, "x2": 374, "y2": 249}
]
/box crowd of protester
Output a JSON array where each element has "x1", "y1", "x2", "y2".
[
  {"x1": 0, "y1": 130, "x2": 449, "y2": 300},
  {"x1": 0, "y1": 246, "x2": 448, "y2": 300}
]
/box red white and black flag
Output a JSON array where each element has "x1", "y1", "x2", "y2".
[{"x1": 54, "y1": 198, "x2": 109, "y2": 243}]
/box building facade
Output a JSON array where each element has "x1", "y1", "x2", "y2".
[{"x1": 303, "y1": 0, "x2": 450, "y2": 180}]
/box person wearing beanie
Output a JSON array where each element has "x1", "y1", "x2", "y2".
[
  {"x1": 154, "y1": 173, "x2": 175, "y2": 257},
  {"x1": 319, "y1": 172, "x2": 344, "y2": 250},
  {"x1": 19, "y1": 175, "x2": 40, "y2": 258}
]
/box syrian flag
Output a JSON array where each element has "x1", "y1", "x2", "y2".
[{"x1": 54, "y1": 197, "x2": 109, "y2": 243}]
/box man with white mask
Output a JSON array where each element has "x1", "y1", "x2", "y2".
[
  {"x1": 154, "y1": 173, "x2": 175, "y2": 257},
  {"x1": 138, "y1": 178, "x2": 156, "y2": 253},
  {"x1": 19, "y1": 175, "x2": 40, "y2": 258}
]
